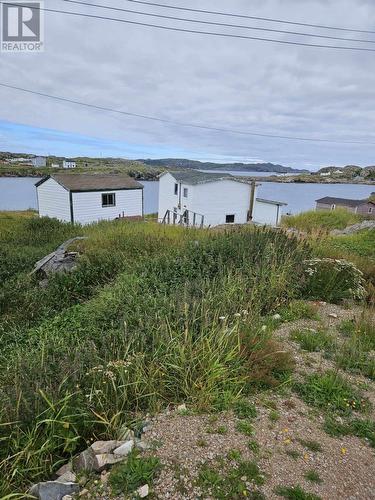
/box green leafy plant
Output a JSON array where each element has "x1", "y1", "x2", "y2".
[{"x1": 109, "y1": 451, "x2": 160, "y2": 495}]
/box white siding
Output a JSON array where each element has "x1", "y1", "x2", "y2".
[
  {"x1": 158, "y1": 173, "x2": 180, "y2": 221},
  {"x1": 72, "y1": 189, "x2": 143, "y2": 225},
  {"x1": 192, "y1": 181, "x2": 252, "y2": 226},
  {"x1": 252, "y1": 200, "x2": 281, "y2": 226},
  {"x1": 37, "y1": 178, "x2": 71, "y2": 222}
]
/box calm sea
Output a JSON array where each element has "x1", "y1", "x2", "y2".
[{"x1": 0, "y1": 175, "x2": 374, "y2": 215}]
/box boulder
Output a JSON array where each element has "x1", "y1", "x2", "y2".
[
  {"x1": 137, "y1": 484, "x2": 149, "y2": 498},
  {"x1": 73, "y1": 447, "x2": 98, "y2": 473},
  {"x1": 94, "y1": 453, "x2": 124, "y2": 471},
  {"x1": 113, "y1": 440, "x2": 134, "y2": 456},
  {"x1": 55, "y1": 462, "x2": 73, "y2": 477},
  {"x1": 91, "y1": 440, "x2": 124, "y2": 455},
  {"x1": 29, "y1": 481, "x2": 79, "y2": 500},
  {"x1": 56, "y1": 471, "x2": 76, "y2": 483}
]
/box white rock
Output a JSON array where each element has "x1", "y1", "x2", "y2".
[
  {"x1": 56, "y1": 471, "x2": 76, "y2": 483},
  {"x1": 62, "y1": 496, "x2": 73, "y2": 500},
  {"x1": 135, "y1": 440, "x2": 152, "y2": 451},
  {"x1": 113, "y1": 440, "x2": 134, "y2": 456},
  {"x1": 272, "y1": 314, "x2": 281, "y2": 320},
  {"x1": 95, "y1": 453, "x2": 124, "y2": 471},
  {"x1": 91, "y1": 440, "x2": 124, "y2": 455},
  {"x1": 176, "y1": 404, "x2": 186, "y2": 412},
  {"x1": 328, "y1": 313, "x2": 338, "y2": 319},
  {"x1": 137, "y1": 484, "x2": 149, "y2": 498}
]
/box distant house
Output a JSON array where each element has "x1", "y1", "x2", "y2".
[
  {"x1": 36, "y1": 174, "x2": 144, "y2": 224},
  {"x1": 62, "y1": 159, "x2": 76, "y2": 169},
  {"x1": 31, "y1": 156, "x2": 46, "y2": 167},
  {"x1": 158, "y1": 171, "x2": 286, "y2": 227},
  {"x1": 316, "y1": 196, "x2": 375, "y2": 218}
]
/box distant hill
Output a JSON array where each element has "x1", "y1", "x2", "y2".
[
  {"x1": 317, "y1": 165, "x2": 375, "y2": 179},
  {"x1": 138, "y1": 158, "x2": 307, "y2": 174}
]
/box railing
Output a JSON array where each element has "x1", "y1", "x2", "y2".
[{"x1": 161, "y1": 209, "x2": 205, "y2": 228}]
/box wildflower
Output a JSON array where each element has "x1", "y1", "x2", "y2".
[
  {"x1": 303, "y1": 453, "x2": 309, "y2": 461},
  {"x1": 261, "y1": 325, "x2": 267, "y2": 331},
  {"x1": 234, "y1": 313, "x2": 241, "y2": 318},
  {"x1": 242, "y1": 310, "x2": 249, "y2": 316},
  {"x1": 341, "y1": 447, "x2": 347, "y2": 455},
  {"x1": 219, "y1": 316, "x2": 226, "y2": 321},
  {"x1": 284, "y1": 438, "x2": 291, "y2": 444}
]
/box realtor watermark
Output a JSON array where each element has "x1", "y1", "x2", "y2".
[{"x1": 1, "y1": 1, "x2": 44, "y2": 52}]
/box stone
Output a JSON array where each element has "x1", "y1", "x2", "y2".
[
  {"x1": 100, "y1": 470, "x2": 110, "y2": 484},
  {"x1": 117, "y1": 425, "x2": 135, "y2": 441},
  {"x1": 272, "y1": 314, "x2": 281, "y2": 320},
  {"x1": 73, "y1": 447, "x2": 98, "y2": 473},
  {"x1": 29, "y1": 481, "x2": 79, "y2": 500},
  {"x1": 328, "y1": 313, "x2": 338, "y2": 319},
  {"x1": 95, "y1": 453, "x2": 124, "y2": 471},
  {"x1": 62, "y1": 496, "x2": 73, "y2": 500},
  {"x1": 176, "y1": 404, "x2": 186, "y2": 413},
  {"x1": 135, "y1": 439, "x2": 152, "y2": 451},
  {"x1": 56, "y1": 471, "x2": 76, "y2": 483},
  {"x1": 79, "y1": 489, "x2": 89, "y2": 497},
  {"x1": 137, "y1": 484, "x2": 149, "y2": 498},
  {"x1": 55, "y1": 462, "x2": 73, "y2": 477},
  {"x1": 113, "y1": 440, "x2": 134, "y2": 456},
  {"x1": 91, "y1": 440, "x2": 124, "y2": 455}
]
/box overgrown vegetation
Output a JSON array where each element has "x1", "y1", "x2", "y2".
[
  {"x1": 282, "y1": 208, "x2": 362, "y2": 233},
  {"x1": 0, "y1": 216, "x2": 312, "y2": 495}
]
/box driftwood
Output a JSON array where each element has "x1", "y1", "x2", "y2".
[{"x1": 31, "y1": 237, "x2": 88, "y2": 279}]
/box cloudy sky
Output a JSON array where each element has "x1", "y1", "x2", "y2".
[{"x1": 0, "y1": 0, "x2": 375, "y2": 169}]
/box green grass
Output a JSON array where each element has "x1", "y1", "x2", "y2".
[
  {"x1": 236, "y1": 420, "x2": 254, "y2": 436},
  {"x1": 295, "y1": 371, "x2": 368, "y2": 414},
  {"x1": 323, "y1": 416, "x2": 375, "y2": 447},
  {"x1": 282, "y1": 208, "x2": 362, "y2": 233},
  {"x1": 278, "y1": 300, "x2": 319, "y2": 322},
  {"x1": 285, "y1": 450, "x2": 301, "y2": 460},
  {"x1": 290, "y1": 328, "x2": 334, "y2": 353},
  {"x1": 0, "y1": 218, "x2": 310, "y2": 495},
  {"x1": 108, "y1": 451, "x2": 160, "y2": 494},
  {"x1": 304, "y1": 470, "x2": 322, "y2": 484},
  {"x1": 297, "y1": 439, "x2": 322, "y2": 453},
  {"x1": 248, "y1": 439, "x2": 260, "y2": 454},
  {"x1": 275, "y1": 485, "x2": 321, "y2": 500},
  {"x1": 269, "y1": 410, "x2": 280, "y2": 422},
  {"x1": 233, "y1": 399, "x2": 257, "y2": 419}
]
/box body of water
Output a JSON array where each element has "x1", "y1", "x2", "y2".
[{"x1": 0, "y1": 175, "x2": 374, "y2": 215}]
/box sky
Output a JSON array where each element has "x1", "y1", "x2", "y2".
[{"x1": 0, "y1": 0, "x2": 375, "y2": 170}]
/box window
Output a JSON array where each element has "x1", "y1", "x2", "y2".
[
  {"x1": 102, "y1": 193, "x2": 116, "y2": 207},
  {"x1": 174, "y1": 183, "x2": 178, "y2": 195},
  {"x1": 331, "y1": 204, "x2": 336, "y2": 210},
  {"x1": 183, "y1": 187, "x2": 188, "y2": 198},
  {"x1": 226, "y1": 214, "x2": 235, "y2": 223},
  {"x1": 369, "y1": 207, "x2": 373, "y2": 214}
]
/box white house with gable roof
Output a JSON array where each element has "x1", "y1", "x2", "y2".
[{"x1": 158, "y1": 171, "x2": 286, "y2": 227}]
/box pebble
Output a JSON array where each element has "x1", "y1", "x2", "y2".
[{"x1": 137, "y1": 484, "x2": 149, "y2": 498}]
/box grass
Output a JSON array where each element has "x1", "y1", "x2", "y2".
[
  {"x1": 297, "y1": 439, "x2": 322, "y2": 453},
  {"x1": 236, "y1": 420, "x2": 254, "y2": 436},
  {"x1": 275, "y1": 484, "x2": 321, "y2": 500},
  {"x1": 108, "y1": 451, "x2": 160, "y2": 494},
  {"x1": 282, "y1": 208, "x2": 362, "y2": 233},
  {"x1": 278, "y1": 300, "x2": 319, "y2": 322},
  {"x1": 269, "y1": 410, "x2": 280, "y2": 422},
  {"x1": 233, "y1": 399, "x2": 257, "y2": 419},
  {"x1": 248, "y1": 439, "x2": 260, "y2": 454},
  {"x1": 295, "y1": 371, "x2": 369, "y2": 415},
  {"x1": 0, "y1": 219, "x2": 311, "y2": 495},
  {"x1": 323, "y1": 416, "x2": 375, "y2": 447},
  {"x1": 198, "y1": 458, "x2": 265, "y2": 499},
  {"x1": 290, "y1": 328, "x2": 334, "y2": 353},
  {"x1": 285, "y1": 450, "x2": 301, "y2": 460},
  {"x1": 304, "y1": 470, "x2": 322, "y2": 484}
]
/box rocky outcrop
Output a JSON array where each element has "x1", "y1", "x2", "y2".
[{"x1": 331, "y1": 219, "x2": 375, "y2": 235}]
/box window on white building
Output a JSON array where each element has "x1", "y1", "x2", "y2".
[
  {"x1": 226, "y1": 214, "x2": 235, "y2": 223},
  {"x1": 183, "y1": 188, "x2": 188, "y2": 198},
  {"x1": 369, "y1": 207, "x2": 373, "y2": 214},
  {"x1": 102, "y1": 193, "x2": 116, "y2": 207},
  {"x1": 331, "y1": 204, "x2": 336, "y2": 210},
  {"x1": 174, "y1": 183, "x2": 178, "y2": 195}
]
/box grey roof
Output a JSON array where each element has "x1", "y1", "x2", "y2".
[
  {"x1": 35, "y1": 174, "x2": 143, "y2": 191},
  {"x1": 316, "y1": 196, "x2": 374, "y2": 207},
  {"x1": 256, "y1": 197, "x2": 287, "y2": 206},
  {"x1": 166, "y1": 170, "x2": 253, "y2": 185}
]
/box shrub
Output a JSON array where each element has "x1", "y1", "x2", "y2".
[{"x1": 302, "y1": 258, "x2": 366, "y2": 302}]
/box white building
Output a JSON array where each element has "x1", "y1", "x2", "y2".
[
  {"x1": 158, "y1": 171, "x2": 286, "y2": 227},
  {"x1": 62, "y1": 159, "x2": 76, "y2": 169},
  {"x1": 31, "y1": 156, "x2": 46, "y2": 167},
  {"x1": 36, "y1": 174, "x2": 144, "y2": 224}
]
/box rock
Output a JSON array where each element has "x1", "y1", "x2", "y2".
[
  {"x1": 135, "y1": 439, "x2": 152, "y2": 451},
  {"x1": 331, "y1": 220, "x2": 375, "y2": 236},
  {"x1": 117, "y1": 425, "x2": 135, "y2": 441},
  {"x1": 137, "y1": 484, "x2": 149, "y2": 498},
  {"x1": 55, "y1": 462, "x2": 73, "y2": 477},
  {"x1": 328, "y1": 313, "x2": 338, "y2": 319},
  {"x1": 56, "y1": 471, "x2": 76, "y2": 483},
  {"x1": 95, "y1": 453, "x2": 124, "y2": 471},
  {"x1": 73, "y1": 447, "x2": 98, "y2": 473},
  {"x1": 79, "y1": 489, "x2": 89, "y2": 497},
  {"x1": 272, "y1": 314, "x2": 281, "y2": 320},
  {"x1": 101, "y1": 470, "x2": 110, "y2": 484},
  {"x1": 29, "y1": 481, "x2": 79, "y2": 500},
  {"x1": 91, "y1": 440, "x2": 124, "y2": 455},
  {"x1": 62, "y1": 496, "x2": 73, "y2": 500},
  {"x1": 113, "y1": 440, "x2": 134, "y2": 456},
  {"x1": 176, "y1": 404, "x2": 186, "y2": 413}
]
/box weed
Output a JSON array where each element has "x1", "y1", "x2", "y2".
[
  {"x1": 234, "y1": 399, "x2": 257, "y2": 419},
  {"x1": 279, "y1": 301, "x2": 319, "y2": 322},
  {"x1": 290, "y1": 328, "x2": 334, "y2": 353},
  {"x1": 196, "y1": 439, "x2": 208, "y2": 448},
  {"x1": 282, "y1": 208, "x2": 362, "y2": 233},
  {"x1": 227, "y1": 449, "x2": 242, "y2": 461},
  {"x1": 207, "y1": 425, "x2": 228, "y2": 435},
  {"x1": 297, "y1": 439, "x2": 322, "y2": 453},
  {"x1": 269, "y1": 410, "x2": 280, "y2": 422},
  {"x1": 275, "y1": 484, "x2": 321, "y2": 499},
  {"x1": 236, "y1": 420, "x2": 254, "y2": 436},
  {"x1": 295, "y1": 371, "x2": 368, "y2": 414},
  {"x1": 109, "y1": 451, "x2": 160, "y2": 495},
  {"x1": 304, "y1": 470, "x2": 322, "y2": 484},
  {"x1": 248, "y1": 439, "x2": 260, "y2": 454},
  {"x1": 324, "y1": 416, "x2": 375, "y2": 447},
  {"x1": 285, "y1": 450, "x2": 301, "y2": 460}
]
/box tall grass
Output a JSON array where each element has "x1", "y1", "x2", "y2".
[
  {"x1": 0, "y1": 219, "x2": 309, "y2": 494},
  {"x1": 282, "y1": 208, "x2": 363, "y2": 233}
]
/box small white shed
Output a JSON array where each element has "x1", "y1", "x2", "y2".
[
  {"x1": 36, "y1": 174, "x2": 144, "y2": 224},
  {"x1": 158, "y1": 171, "x2": 286, "y2": 227}
]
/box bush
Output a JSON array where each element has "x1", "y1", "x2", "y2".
[{"x1": 302, "y1": 258, "x2": 366, "y2": 302}]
